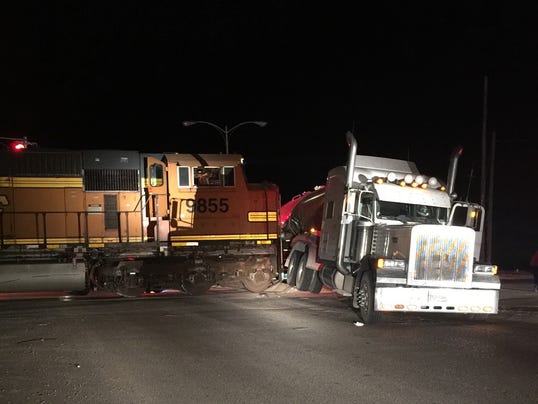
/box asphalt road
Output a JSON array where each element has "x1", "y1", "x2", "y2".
[{"x1": 0, "y1": 282, "x2": 537, "y2": 404}]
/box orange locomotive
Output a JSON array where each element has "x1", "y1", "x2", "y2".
[{"x1": 0, "y1": 148, "x2": 281, "y2": 295}]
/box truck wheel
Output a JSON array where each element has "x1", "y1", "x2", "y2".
[
  {"x1": 286, "y1": 251, "x2": 300, "y2": 287},
  {"x1": 355, "y1": 271, "x2": 379, "y2": 324},
  {"x1": 295, "y1": 253, "x2": 313, "y2": 291},
  {"x1": 308, "y1": 270, "x2": 323, "y2": 293}
]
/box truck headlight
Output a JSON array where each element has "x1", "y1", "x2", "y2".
[
  {"x1": 474, "y1": 264, "x2": 498, "y2": 275},
  {"x1": 377, "y1": 258, "x2": 406, "y2": 271}
]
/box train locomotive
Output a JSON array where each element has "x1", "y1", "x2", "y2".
[{"x1": 0, "y1": 147, "x2": 282, "y2": 296}]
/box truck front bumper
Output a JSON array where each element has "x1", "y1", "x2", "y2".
[{"x1": 374, "y1": 286, "x2": 499, "y2": 314}]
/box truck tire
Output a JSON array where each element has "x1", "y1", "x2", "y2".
[
  {"x1": 286, "y1": 251, "x2": 300, "y2": 287},
  {"x1": 308, "y1": 270, "x2": 323, "y2": 293},
  {"x1": 295, "y1": 253, "x2": 313, "y2": 291},
  {"x1": 355, "y1": 271, "x2": 379, "y2": 324}
]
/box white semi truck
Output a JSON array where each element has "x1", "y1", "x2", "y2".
[{"x1": 281, "y1": 132, "x2": 500, "y2": 324}]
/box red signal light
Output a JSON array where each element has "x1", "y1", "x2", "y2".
[{"x1": 10, "y1": 140, "x2": 27, "y2": 152}]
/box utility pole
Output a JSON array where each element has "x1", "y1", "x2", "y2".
[
  {"x1": 480, "y1": 75, "x2": 488, "y2": 262},
  {"x1": 486, "y1": 131, "x2": 496, "y2": 264}
]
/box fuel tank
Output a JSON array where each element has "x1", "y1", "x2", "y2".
[
  {"x1": 0, "y1": 261, "x2": 87, "y2": 293},
  {"x1": 281, "y1": 186, "x2": 325, "y2": 237}
]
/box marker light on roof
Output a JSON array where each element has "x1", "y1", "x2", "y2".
[
  {"x1": 387, "y1": 172, "x2": 397, "y2": 182},
  {"x1": 428, "y1": 177, "x2": 440, "y2": 188},
  {"x1": 404, "y1": 174, "x2": 413, "y2": 184},
  {"x1": 415, "y1": 175, "x2": 425, "y2": 185}
]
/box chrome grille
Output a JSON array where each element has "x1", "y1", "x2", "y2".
[{"x1": 409, "y1": 225, "x2": 474, "y2": 286}]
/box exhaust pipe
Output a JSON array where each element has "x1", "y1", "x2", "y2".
[
  {"x1": 446, "y1": 146, "x2": 463, "y2": 197},
  {"x1": 336, "y1": 132, "x2": 358, "y2": 275}
]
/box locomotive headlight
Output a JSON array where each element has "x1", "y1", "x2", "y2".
[
  {"x1": 377, "y1": 258, "x2": 406, "y2": 270},
  {"x1": 474, "y1": 264, "x2": 498, "y2": 275}
]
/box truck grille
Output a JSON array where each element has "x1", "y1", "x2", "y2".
[{"x1": 408, "y1": 225, "x2": 474, "y2": 287}]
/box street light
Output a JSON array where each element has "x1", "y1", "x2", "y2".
[{"x1": 182, "y1": 121, "x2": 267, "y2": 154}]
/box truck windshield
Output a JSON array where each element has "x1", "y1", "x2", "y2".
[{"x1": 377, "y1": 201, "x2": 447, "y2": 224}]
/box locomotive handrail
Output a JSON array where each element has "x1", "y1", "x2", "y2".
[{"x1": 0, "y1": 209, "x2": 145, "y2": 248}]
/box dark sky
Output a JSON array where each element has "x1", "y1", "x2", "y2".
[{"x1": 2, "y1": 3, "x2": 538, "y2": 268}]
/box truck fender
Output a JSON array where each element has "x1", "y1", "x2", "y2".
[
  {"x1": 305, "y1": 247, "x2": 320, "y2": 272},
  {"x1": 352, "y1": 256, "x2": 377, "y2": 283},
  {"x1": 288, "y1": 236, "x2": 320, "y2": 272}
]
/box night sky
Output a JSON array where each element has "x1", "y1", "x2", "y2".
[{"x1": 2, "y1": 3, "x2": 538, "y2": 269}]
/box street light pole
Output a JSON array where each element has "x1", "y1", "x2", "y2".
[{"x1": 182, "y1": 121, "x2": 267, "y2": 154}]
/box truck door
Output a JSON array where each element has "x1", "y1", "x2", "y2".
[
  {"x1": 339, "y1": 190, "x2": 375, "y2": 267},
  {"x1": 348, "y1": 191, "x2": 374, "y2": 263},
  {"x1": 449, "y1": 202, "x2": 484, "y2": 260}
]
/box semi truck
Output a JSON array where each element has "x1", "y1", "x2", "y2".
[{"x1": 281, "y1": 132, "x2": 500, "y2": 323}]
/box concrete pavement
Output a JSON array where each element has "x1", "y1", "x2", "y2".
[{"x1": 498, "y1": 270, "x2": 538, "y2": 318}]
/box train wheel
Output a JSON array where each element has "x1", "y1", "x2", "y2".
[
  {"x1": 240, "y1": 256, "x2": 275, "y2": 293},
  {"x1": 241, "y1": 269, "x2": 272, "y2": 293},
  {"x1": 116, "y1": 270, "x2": 146, "y2": 298},
  {"x1": 182, "y1": 272, "x2": 212, "y2": 295},
  {"x1": 295, "y1": 253, "x2": 314, "y2": 291}
]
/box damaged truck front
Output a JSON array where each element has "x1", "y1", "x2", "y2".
[{"x1": 282, "y1": 132, "x2": 500, "y2": 324}]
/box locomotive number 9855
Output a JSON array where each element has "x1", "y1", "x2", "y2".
[{"x1": 185, "y1": 198, "x2": 229, "y2": 213}]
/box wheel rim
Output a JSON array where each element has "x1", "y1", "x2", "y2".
[{"x1": 359, "y1": 277, "x2": 371, "y2": 314}]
